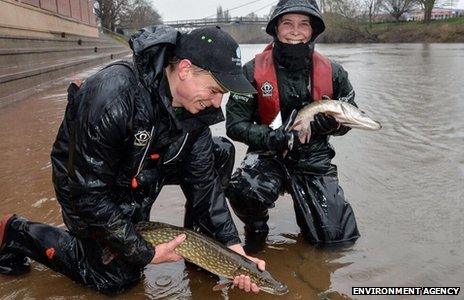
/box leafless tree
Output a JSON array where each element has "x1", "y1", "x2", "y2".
[
  {"x1": 216, "y1": 5, "x2": 224, "y2": 21},
  {"x1": 417, "y1": 0, "x2": 436, "y2": 22},
  {"x1": 224, "y1": 9, "x2": 231, "y2": 22},
  {"x1": 120, "y1": 0, "x2": 162, "y2": 29},
  {"x1": 380, "y1": 0, "x2": 417, "y2": 21},
  {"x1": 362, "y1": 0, "x2": 383, "y2": 25},
  {"x1": 321, "y1": 0, "x2": 364, "y2": 18},
  {"x1": 245, "y1": 12, "x2": 259, "y2": 21},
  {"x1": 94, "y1": 0, "x2": 128, "y2": 31}
]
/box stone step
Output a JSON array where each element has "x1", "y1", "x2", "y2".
[
  {"x1": 0, "y1": 33, "x2": 124, "y2": 49},
  {"x1": 0, "y1": 45, "x2": 128, "y2": 68},
  {"x1": 0, "y1": 49, "x2": 131, "y2": 108}
]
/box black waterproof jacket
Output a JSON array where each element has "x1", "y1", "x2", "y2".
[
  {"x1": 51, "y1": 25, "x2": 240, "y2": 270},
  {"x1": 226, "y1": 51, "x2": 357, "y2": 175}
]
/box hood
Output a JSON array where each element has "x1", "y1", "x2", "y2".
[
  {"x1": 266, "y1": 0, "x2": 325, "y2": 42},
  {"x1": 129, "y1": 25, "x2": 180, "y2": 90}
]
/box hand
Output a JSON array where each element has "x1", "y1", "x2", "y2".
[
  {"x1": 310, "y1": 113, "x2": 340, "y2": 135},
  {"x1": 151, "y1": 234, "x2": 186, "y2": 264},
  {"x1": 228, "y1": 244, "x2": 266, "y2": 293},
  {"x1": 266, "y1": 110, "x2": 300, "y2": 152}
]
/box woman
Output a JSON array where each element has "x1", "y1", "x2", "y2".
[{"x1": 226, "y1": 0, "x2": 360, "y2": 250}]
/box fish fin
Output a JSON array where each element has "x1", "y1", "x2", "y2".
[{"x1": 212, "y1": 281, "x2": 233, "y2": 292}]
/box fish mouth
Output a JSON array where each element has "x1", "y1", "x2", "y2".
[
  {"x1": 334, "y1": 104, "x2": 381, "y2": 130},
  {"x1": 334, "y1": 110, "x2": 382, "y2": 130}
]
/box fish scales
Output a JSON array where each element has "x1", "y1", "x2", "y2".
[
  {"x1": 290, "y1": 99, "x2": 381, "y2": 143},
  {"x1": 135, "y1": 221, "x2": 289, "y2": 295}
]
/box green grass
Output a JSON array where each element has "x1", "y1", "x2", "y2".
[
  {"x1": 365, "y1": 16, "x2": 464, "y2": 30},
  {"x1": 437, "y1": 16, "x2": 464, "y2": 24}
]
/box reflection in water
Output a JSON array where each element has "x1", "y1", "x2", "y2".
[
  {"x1": 1, "y1": 44, "x2": 464, "y2": 299},
  {"x1": 140, "y1": 261, "x2": 192, "y2": 299}
]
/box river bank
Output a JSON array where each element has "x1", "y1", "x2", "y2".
[
  {"x1": 228, "y1": 16, "x2": 464, "y2": 44},
  {"x1": 321, "y1": 15, "x2": 464, "y2": 43}
]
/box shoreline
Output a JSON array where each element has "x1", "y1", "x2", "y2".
[{"x1": 229, "y1": 17, "x2": 464, "y2": 44}]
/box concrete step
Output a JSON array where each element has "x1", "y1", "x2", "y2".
[
  {"x1": 0, "y1": 33, "x2": 125, "y2": 49},
  {"x1": 0, "y1": 45, "x2": 128, "y2": 68},
  {"x1": 0, "y1": 49, "x2": 131, "y2": 108}
]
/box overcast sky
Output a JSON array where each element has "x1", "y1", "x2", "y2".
[
  {"x1": 153, "y1": 0, "x2": 277, "y2": 21},
  {"x1": 152, "y1": 0, "x2": 464, "y2": 22}
]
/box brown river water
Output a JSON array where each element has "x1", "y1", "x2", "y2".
[{"x1": 1, "y1": 44, "x2": 463, "y2": 299}]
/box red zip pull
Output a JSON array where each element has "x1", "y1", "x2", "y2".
[
  {"x1": 131, "y1": 177, "x2": 138, "y2": 189},
  {"x1": 150, "y1": 153, "x2": 160, "y2": 160}
]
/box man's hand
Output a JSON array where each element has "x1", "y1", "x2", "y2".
[
  {"x1": 150, "y1": 234, "x2": 186, "y2": 264},
  {"x1": 310, "y1": 113, "x2": 340, "y2": 135},
  {"x1": 228, "y1": 243, "x2": 266, "y2": 293},
  {"x1": 266, "y1": 110, "x2": 300, "y2": 152}
]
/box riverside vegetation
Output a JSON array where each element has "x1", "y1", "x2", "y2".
[{"x1": 226, "y1": 15, "x2": 464, "y2": 43}]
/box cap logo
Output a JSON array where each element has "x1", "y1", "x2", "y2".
[
  {"x1": 261, "y1": 81, "x2": 273, "y2": 97},
  {"x1": 201, "y1": 36, "x2": 213, "y2": 43},
  {"x1": 232, "y1": 46, "x2": 242, "y2": 66}
]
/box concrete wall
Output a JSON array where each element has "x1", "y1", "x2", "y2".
[{"x1": 0, "y1": 0, "x2": 98, "y2": 38}]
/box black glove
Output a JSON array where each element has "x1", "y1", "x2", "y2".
[
  {"x1": 310, "y1": 113, "x2": 340, "y2": 136},
  {"x1": 266, "y1": 110, "x2": 300, "y2": 152}
]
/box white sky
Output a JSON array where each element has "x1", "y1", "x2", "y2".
[
  {"x1": 153, "y1": 0, "x2": 464, "y2": 22},
  {"x1": 152, "y1": 0, "x2": 278, "y2": 21}
]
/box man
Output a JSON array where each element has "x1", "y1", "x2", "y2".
[
  {"x1": 0, "y1": 26, "x2": 264, "y2": 293},
  {"x1": 226, "y1": 0, "x2": 360, "y2": 250}
]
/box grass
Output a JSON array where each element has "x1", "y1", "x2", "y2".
[{"x1": 368, "y1": 16, "x2": 464, "y2": 29}]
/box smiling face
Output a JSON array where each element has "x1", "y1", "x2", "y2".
[
  {"x1": 276, "y1": 13, "x2": 313, "y2": 44},
  {"x1": 169, "y1": 59, "x2": 227, "y2": 114}
]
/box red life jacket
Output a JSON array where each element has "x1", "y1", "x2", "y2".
[{"x1": 254, "y1": 43, "x2": 333, "y2": 125}]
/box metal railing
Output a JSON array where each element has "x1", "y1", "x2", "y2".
[{"x1": 164, "y1": 16, "x2": 269, "y2": 28}]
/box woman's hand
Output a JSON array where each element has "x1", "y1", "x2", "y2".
[
  {"x1": 150, "y1": 234, "x2": 186, "y2": 264},
  {"x1": 228, "y1": 243, "x2": 266, "y2": 293}
]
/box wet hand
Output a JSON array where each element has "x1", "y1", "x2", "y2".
[
  {"x1": 228, "y1": 244, "x2": 266, "y2": 293},
  {"x1": 310, "y1": 113, "x2": 340, "y2": 135},
  {"x1": 151, "y1": 234, "x2": 186, "y2": 264},
  {"x1": 233, "y1": 274, "x2": 259, "y2": 293},
  {"x1": 266, "y1": 109, "x2": 300, "y2": 152}
]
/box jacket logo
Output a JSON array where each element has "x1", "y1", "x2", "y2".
[
  {"x1": 261, "y1": 81, "x2": 273, "y2": 97},
  {"x1": 232, "y1": 93, "x2": 250, "y2": 102},
  {"x1": 134, "y1": 130, "x2": 151, "y2": 147}
]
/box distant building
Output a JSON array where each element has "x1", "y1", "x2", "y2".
[{"x1": 405, "y1": 7, "x2": 464, "y2": 21}]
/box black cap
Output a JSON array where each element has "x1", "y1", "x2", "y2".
[{"x1": 174, "y1": 26, "x2": 256, "y2": 95}]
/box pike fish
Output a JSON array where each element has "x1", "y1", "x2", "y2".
[
  {"x1": 273, "y1": 100, "x2": 382, "y2": 144},
  {"x1": 135, "y1": 221, "x2": 289, "y2": 295}
]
